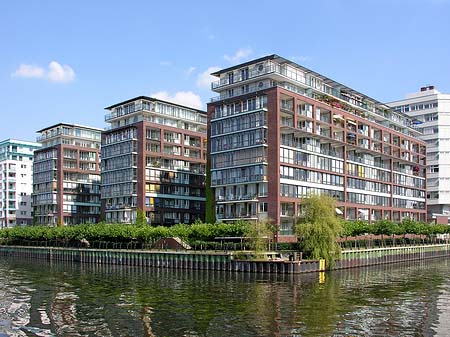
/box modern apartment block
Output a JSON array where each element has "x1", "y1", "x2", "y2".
[
  {"x1": 389, "y1": 86, "x2": 450, "y2": 223},
  {"x1": 207, "y1": 54, "x2": 427, "y2": 241},
  {"x1": 102, "y1": 97, "x2": 207, "y2": 225},
  {"x1": 32, "y1": 123, "x2": 102, "y2": 225},
  {"x1": 0, "y1": 139, "x2": 41, "y2": 228}
]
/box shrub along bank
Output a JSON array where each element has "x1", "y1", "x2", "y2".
[
  {"x1": 0, "y1": 218, "x2": 448, "y2": 250},
  {"x1": 341, "y1": 219, "x2": 450, "y2": 237},
  {"x1": 0, "y1": 221, "x2": 250, "y2": 248}
]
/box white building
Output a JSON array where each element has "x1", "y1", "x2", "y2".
[
  {"x1": 0, "y1": 139, "x2": 41, "y2": 228},
  {"x1": 389, "y1": 86, "x2": 450, "y2": 223}
]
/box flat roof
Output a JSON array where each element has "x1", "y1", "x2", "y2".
[
  {"x1": 105, "y1": 95, "x2": 207, "y2": 114},
  {"x1": 37, "y1": 122, "x2": 103, "y2": 133},
  {"x1": 0, "y1": 139, "x2": 41, "y2": 147},
  {"x1": 210, "y1": 54, "x2": 277, "y2": 76}
]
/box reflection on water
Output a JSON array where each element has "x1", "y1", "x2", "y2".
[{"x1": 0, "y1": 257, "x2": 450, "y2": 336}]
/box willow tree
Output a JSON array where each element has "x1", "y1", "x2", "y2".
[
  {"x1": 295, "y1": 194, "x2": 342, "y2": 268},
  {"x1": 136, "y1": 208, "x2": 147, "y2": 226}
]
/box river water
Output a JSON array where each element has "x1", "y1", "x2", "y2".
[{"x1": 0, "y1": 257, "x2": 450, "y2": 337}]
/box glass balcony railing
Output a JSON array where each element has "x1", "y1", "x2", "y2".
[
  {"x1": 211, "y1": 64, "x2": 278, "y2": 89},
  {"x1": 215, "y1": 194, "x2": 258, "y2": 202},
  {"x1": 216, "y1": 213, "x2": 258, "y2": 220},
  {"x1": 211, "y1": 82, "x2": 275, "y2": 102}
]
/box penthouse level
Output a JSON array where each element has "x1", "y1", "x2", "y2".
[{"x1": 207, "y1": 55, "x2": 427, "y2": 242}]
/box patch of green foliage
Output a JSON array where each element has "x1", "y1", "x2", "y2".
[
  {"x1": 0, "y1": 221, "x2": 250, "y2": 247},
  {"x1": 341, "y1": 218, "x2": 450, "y2": 237},
  {"x1": 295, "y1": 195, "x2": 343, "y2": 268}
]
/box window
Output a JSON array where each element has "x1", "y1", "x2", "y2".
[
  {"x1": 429, "y1": 165, "x2": 439, "y2": 173},
  {"x1": 227, "y1": 72, "x2": 234, "y2": 84},
  {"x1": 241, "y1": 67, "x2": 249, "y2": 80},
  {"x1": 259, "y1": 202, "x2": 267, "y2": 213}
]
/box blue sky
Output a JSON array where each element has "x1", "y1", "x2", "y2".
[{"x1": 1, "y1": 0, "x2": 449, "y2": 141}]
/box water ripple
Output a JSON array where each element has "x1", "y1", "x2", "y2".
[{"x1": 0, "y1": 258, "x2": 449, "y2": 336}]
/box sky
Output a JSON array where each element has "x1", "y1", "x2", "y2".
[{"x1": 1, "y1": 0, "x2": 450, "y2": 141}]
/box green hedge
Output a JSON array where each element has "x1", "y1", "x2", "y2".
[
  {"x1": 0, "y1": 221, "x2": 250, "y2": 246},
  {"x1": 341, "y1": 219, "x2": 450, "y2": 237}
]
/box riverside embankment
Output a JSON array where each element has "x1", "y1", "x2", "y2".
[{"x1": 1, "y1": 244, "x2": 450, "y2": 273}]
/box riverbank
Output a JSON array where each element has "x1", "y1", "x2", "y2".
[{"x1": 1, "y1": 244, "x2": 450, "y2": 273}]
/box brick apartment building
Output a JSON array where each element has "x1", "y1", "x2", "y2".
[
  {"x1": 102, "y1": 97, "x2": 207, "y2": 225},
  {"x1": 32, "y1": 123, "x2": 102, "y2": 225},
  {"x1": 207, "y1": 55, "x2": 427, "y2": 242}
]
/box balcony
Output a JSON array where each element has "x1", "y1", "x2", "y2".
[
  {"x1": 36, "y1": 128, "x2": 83, "y2": 142},
  {"x1": 105, "y1": 203, "x2": 134, "y2": 210},
  {"x1": 280, "y1": 102, "x2": 294, "y2": 113},
  {"x1": 212, "y1": 174, "x2": 267, "y2": 186},
  {"x1": 216, "y1": 194, "x2": 258, "y2": 202},
  {"x1": 184, "y1": 152, "x2": 201, "y2": 159},
  {"x1": 280, "y1": 211, "x2": 294, "y2": 217},
  {"x1": 211, "y1": 82, "x2": 276, "y2": 102},
  {"x1": 186, "y1": 141, "x2": 201, "y2": 147},
  {"x1": 333, "y1": 132, "x2": 344, "y2": 142},
  {"x1": 318, "y1": 115, "x2": 331, "y2": 124},
  {"x1": 163, "y1": 138, "x2": 181, "y2": 144},
  {"x1": 319, "y1": 128, "x2": 331, "y2": 138},
  {"x1": 216, "y1": 213, "x2": 258, "y2": 220},
  {"x1": 298, "y1": 109, "x2": 313, "y2": 119},
  {"x1": 211, "y1": 63, "x2": 278, "y2": 90},
  {"x1": 371, "y1": 143, "x2": 382, "y2": 153},
  {"x1": 280, "y1": 117, "x2": 293, "y2": 127}
]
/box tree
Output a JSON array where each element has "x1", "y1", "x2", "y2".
[
  {"x1": 295, "y1": 195, "x2": 342, "y2": 268},
  {"x1": 371, "y1": 219, "x2": 396, "y2": 236},
  {"x1": 205, "y1": 158, "x2": 216, "y2": 224},
  {"x1": 264, "y1": 219, "x2": 279, "y2": 251},
  {"x1": 342, "y1": 220, "x2": 370, "y2": 237},
  {"x1": 246, "y1": 219, "x2": 273, "y2": 255},
  {"x1": 136, "y1": 208, "x2": 147, "y2": 226}
]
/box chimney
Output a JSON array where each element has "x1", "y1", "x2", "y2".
[
  {"x1": 421, "y1": 86, "x2": 427, "y2": 92},
  {"x1": 429, "y1": 85, "x2": 435, "y2": 90}
]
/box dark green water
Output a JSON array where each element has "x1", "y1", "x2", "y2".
[{"x1": 1, "y1": 257, "x2": 450, "y2": 337}]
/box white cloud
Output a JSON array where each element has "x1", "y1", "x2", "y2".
[
  {"x1": 11, "y1": 61, "x2": 75, "y2": 83},
  {"x1": 151, "y1": 91, "x2": 203, "y2": 110},
  {"x1": 290, "y1": 55, "x2": 308, "y2": 63},
  {"x1": 224, "y1": 48, "x2": 253, "y2": 63},
  {"x1": 47, "y1": 61, "x2": 75, "y2": 83},
  {"x1": 185, "y1": 66, "x2": 196, "y2": 76},
  {"x1": 196, "y1": 66, "x2": 221, "y2": 89},
  {"x1": 12, "y1": 64, "x2": 45, "y2": 79}
]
